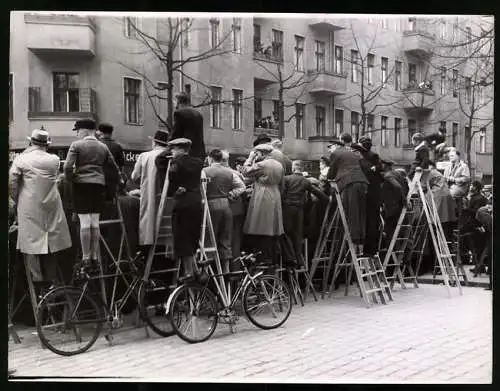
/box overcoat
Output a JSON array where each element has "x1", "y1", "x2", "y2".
[
  {"x1": 131, "y1": 146, "x2": 167, "y2": 245},
  {"x1": 9, "y1": 147, "x2": 72, "y2": 254},
  {"x1": 243, "y1": 158, "x2": 284, "y2": 236},
  {"x1": 170, "y1": 106, "x2": 206, "y2": 159},
  {"x1": 425, "y1": 169, "x2": 457, "y2": 223},
  {"x1": 443, "y1": 160, "x2": 470, "y2": 198}
]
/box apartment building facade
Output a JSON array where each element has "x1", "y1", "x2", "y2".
[{"x1": 9, "y1": 13, "x2": 493, "y2": 180}]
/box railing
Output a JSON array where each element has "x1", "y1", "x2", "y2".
[
  {"x1": 24, "y1": 13, "x2": 96, "y2": 30},
  {"x1": 254, "y1": 126, "x2": 279, "y2": 138},
  {"x1": 253, "y1": 48, "x2": 283, "y2": 64},
  {"x1": 28, "y1": 87, "x2": 97, "y2": 117},
  {"x1": 306, "y1": 69, "x2": 348, "y2": 78},
  {"x1": 403, "y1": 29, "x2": 436, "y2": 40}
]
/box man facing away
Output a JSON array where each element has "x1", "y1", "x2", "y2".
[
  {"x1": 270, "y1": 138, "x2": 293, "y2": 175},
  {"x1": 130, "y1": 130, "x2": 170, "y2": 251},
  {"x1": 169, "y1": 92, "x2": 206, "y2": 160},
  {"x1": 203, "y1": 149, "x2": 245, "y2": 273},
  {"x1": 97, "y1": 123, "x2": 125, "y2": 201},
  {"x1": 10, "y1": 129, "x2": 72, "y2": 296}
]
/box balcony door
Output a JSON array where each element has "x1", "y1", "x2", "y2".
[{"x1": 53, "y1": 72, "x2": 80, "y2": 112}]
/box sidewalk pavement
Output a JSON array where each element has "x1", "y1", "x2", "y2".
[{"x1": 8, "y1": 284, "x2": 492, "y2": 383}]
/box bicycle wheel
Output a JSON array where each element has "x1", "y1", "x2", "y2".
[
  {"x1": 243, "y1": 275, "x2": 292, "y2": 330},
  {"x1": 168, "y1": 283, "x2": 218, "y2": 344},
  {"x1": 138, "y1": 278, "x2": 175, "y2": 337},
  {"x1": 36, "y1": 286, "x2": 103, "y2": 356}
]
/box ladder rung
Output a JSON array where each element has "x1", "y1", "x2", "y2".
[
  {"x1": 100, "y1": 219, "x2": 122, "y2": 225},
  {"x1": 365, "y1": 288, "x2": 383, "y2": 294}
]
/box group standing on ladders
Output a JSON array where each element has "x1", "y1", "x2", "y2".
[{"x1": 9, "y1": 91, "x2": 494, "y2": 337}]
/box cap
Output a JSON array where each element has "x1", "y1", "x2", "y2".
[
  {"x1": 98, "y1": 123, "x2": 114, "y2": 134},
  {"x1": 327, "y1": 138, "x2": 345, "y2": 148},
  {"x1": 168, "y1": 137, "x2": 192, "y2": 147},
  {"x1": 149, "y1": 130, "x2": 170, "y2": 145},
  {"x1": 358, "y1": 136, "x2": 372, "y2": 145},
  {"x1": 27, "y1": 128, "x2": 51, "y2": 145},
  {"x1": 351, "y1": 143, "x2": 367, "y2": 153},
  {"x1": 254, "y1": 143, "x2": 274, "y2": 153},
  {"x1": 253, "y1": 133, "x2": 272, "y2": 147},
  {"x1": 73, "y1": 119, "x2": 96, "y2": 131}
]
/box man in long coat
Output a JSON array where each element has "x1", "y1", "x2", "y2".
[
  {"x1": 242, "y1": 143, "x2": 284, "y2": 265},
  {"x1": 444, "y1": 148, "x2": 470, "y2": 199},
  {"x1": 169, "y1": 92, "x2": 206, "y2": 159},
  {"x1": 130, "y1": 130, "x2": 169, "y2": 249},
  {"x1": 9, "y1": 129, "x2": 72, "y2": 293}
]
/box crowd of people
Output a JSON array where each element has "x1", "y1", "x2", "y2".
[{"x1": 8, "y1": 91, "x2": 493, "y2": 304}]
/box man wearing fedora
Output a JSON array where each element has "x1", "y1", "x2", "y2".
[
  {"x1": 130, "y1": 130, "x2": 170, "y2": 250},
  {"x1": 64, "y1": 119, "x2": 120, "y2": 270},
  {"x1": 169, "y1": 92, "x2": 206, "y2": 160},
  {"x1": 9, "y1": 128, "x2": 72, "y2": 295},
  {"x1": 156, "y1": 138, "x2": 204, "y2": 280}
]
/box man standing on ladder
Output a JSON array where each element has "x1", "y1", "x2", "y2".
[
  {"x1": 326, "y1": 134, "x2": 369, "y2": 255},
  {"x1": 156, "y1": 138, "x2": 204, "y2": 281},
  {"x1": 131, "y1": 130, "x2": 170, "y2": 254},
  {"x1": 203, "y1": 149, "x2": 246, "y2": 273}
]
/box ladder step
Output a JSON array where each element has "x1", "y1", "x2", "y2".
[
  {"x1": 100, "y1": 219, "x2": 122, "y2": 225},
  {"x1": 364, "y1": 288, "x2": 383, "y2": 294}
]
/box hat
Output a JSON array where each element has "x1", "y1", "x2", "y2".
[
  {"x1": 359, "y1": 136, "x2": 372, "y2": 146},
  {"x1": 351, "y1": 143, "x2": 367, "y2": 153},
  {"x1": 27, "y1": 128, "x2": 51, "y2": 145},
  {"x1": 73, "y1": 119, "x2": 96, "y2": 131},
  {"x1": 412, "y1": 132, "x2": 424, "y2": 142},
  {"x1": 327, "y1": 138, "x2": 345, "y2": 148},
  {"x1": 167, "y1": 137, "x2": 192, "y2": 147},
  {"x1": 381, "y1": 158, "x2": 396, "y2": 166},
  {"x1": 98, "y1": 123, "x2": 114, "y2": 134},
  {"x1": 254, "y1": 143, "x2": 274, "y2": 153},
  {"x1": 253, "y1": 133, "x2": 272, "y2": 147},
  {"x1": 149, "y1": 130, "x2": 170, "y2": 145}
]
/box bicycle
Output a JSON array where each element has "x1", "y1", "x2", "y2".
[
  {"x1": 167, "y1": 252, "x2": 293, "y2": 343},
  {"x1": 36, "y1": 251, "x2": 173, "y2": 356}
]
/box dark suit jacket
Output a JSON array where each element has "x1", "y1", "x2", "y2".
[
  {"x1": 170, "y1": 106, "x2": 206, "y2": 159},
  {"x1": 381, "y1": 170, "x2": 408, "y2": 218},
  {"x1": 282, "y1": 173, "x2": 328, "y2": 207},
  {"x1": 327, "y1": 147, "x2": 368, "y2": 193},
  {"x1": 408, "y1": 142, "x2": 430, "y2": 179},
  {"x1": 100, "y1": 135, "x2": 125, "y2": 169}
]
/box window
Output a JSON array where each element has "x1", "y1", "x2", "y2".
[
  {"x1": 184, "y1": 84, "x2": 191, "y2": 104},
  {"x1": 367, "y1": 54, "x2": 374, "y2": 85},
  {"x1": 440, "y1": 21, "x2": 447, "y2": 39},
  {"x1": 9, "y1": 73, "x2": 13, "y2": 121},
  {"x1": 124, "y1": 17, "x2": 138, "y2": 38},
  {"x1": 452, "y1": 69, "x2": 458, "y2": 97},
  {"x1": 254, "y1": 98, "x2": 262, "y2": 124},
  {"x1": 381, "y1": 57, "x2": 388, "y2": 87},
  {"x1": 335, "y1": 46, "x2": 343, "y2": 74},
  {"x1": 335, "y1": 109, "x2": 343, "y2": 136},
  {"x1": 381, "y1": 116, "x2": 388, "y2": 147},
  {"x1": 394, "y1": 118, "x2": 401, "y2": 147},
  {"x1": 253, "y1": 24, "x2": 261, "y2": 52},
  {"x1": 351, "y1": 50, "x2": 359, "y2": 83},
  {"x1": 124, "y1": 77, "x2": 141, "y2": 124},
  {"x1": 183, "y1": 18, "x2": 190, "y2": 47},
  {"x1": 440, "y1": 67, "x2": 447, "y2": 95},
  {"x1": 232, "y1": 18, "x2": 242, "y2": 53},
  {"x1": 295, "y1": 103, "x2": 305, "y2": 139},
  {"x1": 452, "y1": 123, "x2": 458, "y2": 147},
  {"x1": 367, "y1": 114, "x2": 374, "y2": 138},
  {"x1": 232, "y1": 89, "x2": 242, "y2": 130},
  {"x1": 408, "y1": 17, "x2": 416, "y2": 32},
  {"x1": 395, "y1": 61, "x2": 402, "y2": 90},
  {"x1": 440, "y1": 121, "x2": 446, "y2": 135},
  {"x1": 157, "y1": 82, "x2": 168, "y2": 127},
  {"x1": 272, "y1": 29, "x2": 283, "y2": 60},
  {"x1": 351, "y1": 111, "x2": 359, "y2": 138},
  {"x1": 294, "y1": 36, "x2": 305, "y2": 71},
  {"x1": 465, "y1": 77, "x2": 471, "y2": 103},
  {"x1": 408, "y1": 63, "x2": 417, "y2": 85},
  {"x1": 53, "y1": 72, "x2": 80, "y2": 113},
  {"x1": 210, "y1": 19, "x2": 220, "y2": 48},
  {"x1": 210, "y1": 86, "x2": 222, "y2": 128},
  {"x1": 315, "y1": 40, "x2": 325, "y2": 72},
  {"x1": 316, "y1": 106, "x2": 326, "y2": 136},
  {"x1": 408, "y1": 119, "x2": 417, "y2": 144},
  {"x1": 479, "y1": 128, "x2": 486, "y2": 153}
]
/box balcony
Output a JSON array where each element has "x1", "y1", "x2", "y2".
[
  {"x1": 402, "y1": 30, "x2": 435, "y2": 57},
  {"x1": 28, "y1": 87, "x2": 97, "y2": 119},
  {"x1": 307, "y1": 69, "x2": 348, "y2": 96},
  {"x1": 402, "y1": 86, "x2": 436, "y2": 115},
  {"x1": 309, "y1": 18, "x2": 346, "y2": 32},
  {"x1": 253, "y1": 126, "x2": 279, "y2": 138},
  {"x1": 24, "y1": 13, "x2": 96, "y2": 57}
]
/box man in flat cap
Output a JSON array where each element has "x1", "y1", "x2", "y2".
[
  {"x1": 64, "y1": 119, "x2": 120, "y2": 271},
  {"x1": 10, "y1": 128, "x2": 72, "y2": 296},
  {"x1": 130, "y1": 130, "x2": 170, "y2": 250},
  {"x1": 327, "y1": 134, "x2": 369, "y2": 255},
  {"x1": 156, "y1": 138, "x2": 204, "y2": 280},
  {"x1": 97, "y1": 123, "x2": 125, "y2": 201},
  {"x1": 168, "y1": 92, "x2": 206, "y2": 160}
]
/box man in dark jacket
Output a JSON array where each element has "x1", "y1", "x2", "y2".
[
  {"x1": 353, "y1": 136, "x2": 384, "y2": 256},
  {"x1": 408, "y1": 132, "x2": 430, "y2": 179},
  {"x1": 97, "y1": 123, "x2": 125, "y2": 201},
  {"x1": 327, "y1": 134, "x2": 369, "y2": 254},
  {"x1": 155, "y1": 138, "x2": 203, "y2": 280},
  {"x1": 169, "y1": 92, "x2": 206, "y2": 160},
  {"x1": 282, "y1": 160, "x2": 328, "y2": 267}
]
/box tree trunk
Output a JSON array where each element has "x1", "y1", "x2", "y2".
[
  {"x1": 279, "y1": 88, "x2": 284, "y2": 139},
  {"x1": 465, "y1": 118, "x2": 473, "y2": 177},
  {"x1": 166, "y1": 53, "x2": 174, "y2": 130}
]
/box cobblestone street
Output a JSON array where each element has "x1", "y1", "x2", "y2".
[{"x1": 9, "y1": 284, "x2": 492, "y2": 383}]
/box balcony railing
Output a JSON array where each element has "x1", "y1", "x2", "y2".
[
  {"x1": 254, "y1": 126, "x2": 279, "y2": 138},
  {"x1": 253, "y1": 45, "x2": 283, "y2": 64},
  {"x1": 28, "y1": 87, "x2": 97, "y2": 118}
]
